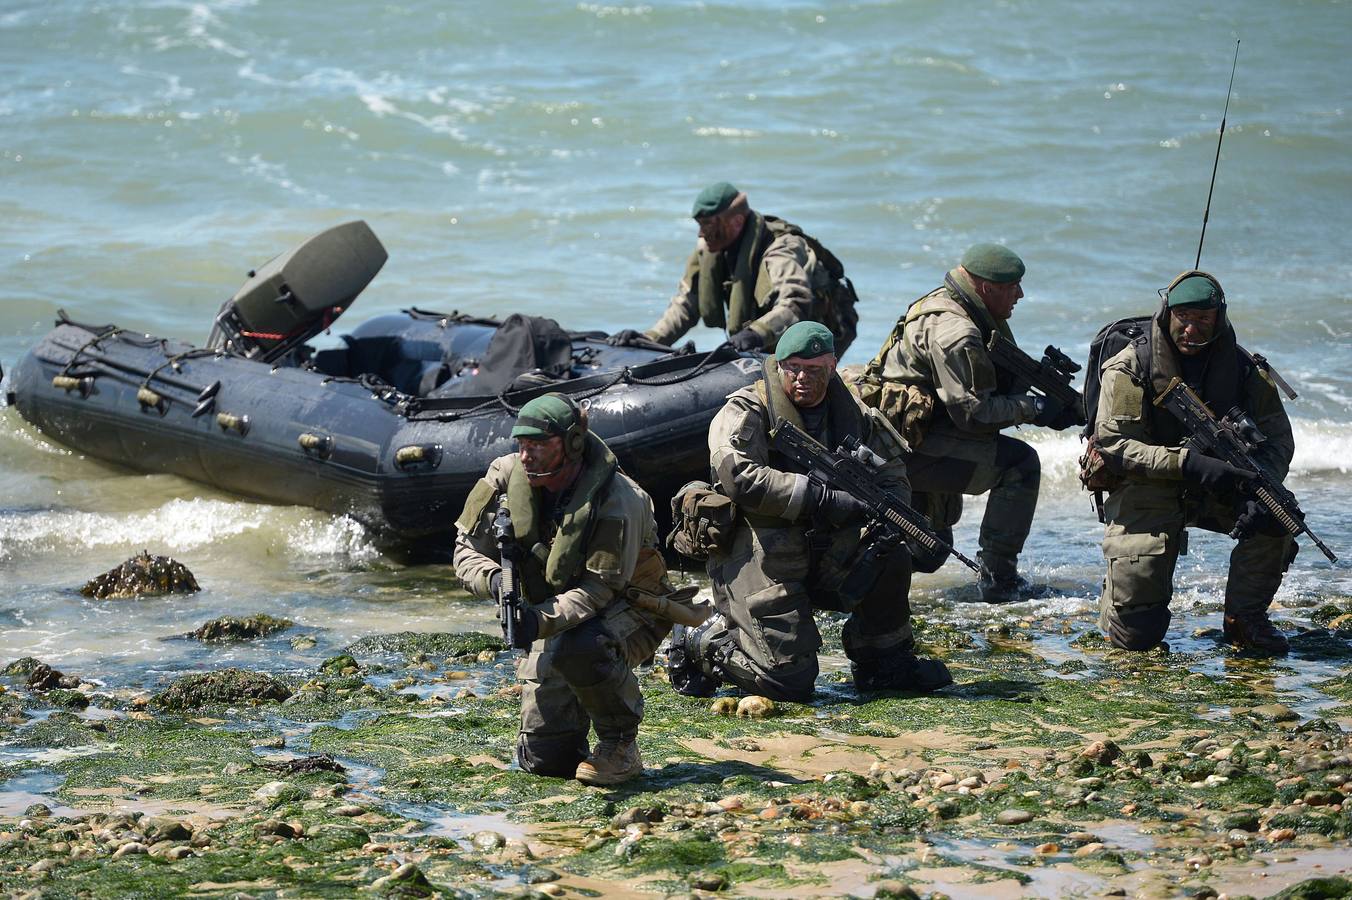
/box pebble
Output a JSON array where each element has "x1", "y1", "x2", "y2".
[
  {"x1": 709, "y1": 697, "x2": 738, "y2": 716},
  {"x1": 1073, "y1": 842, "x2": 1105, "y2": 857},
  {"x1": 1267, "y1": 827, "x2": 1297, "y2": 842},
  {"x1": 1250, "y1": 704, "x2": 1299, "y2": 722},
  {"x1": 996, "y1": 809, "x2": 1034, "y2": 825},
  {"x1": 471, "y1": 830, "x2": 506, "y2": 852},
  {"x1": 689, "y1": 871, "x2": 729, "y2": 891},
  {"x1": 736, "y1": 695, "x2": 775, "y2": 718},
  {"x1": 333, "y1": 805, "x2": 366, "y2": 817},
  {"x1": 113, "y1": 841, "x2": 149, "y2": 858},
  {"x1": 1034, "y1": 842, "x2": 1059, "y2": 855}
]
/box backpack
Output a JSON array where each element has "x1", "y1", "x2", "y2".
[
  {"x1": 1077, "y1": 315, "x2": 1152, "y2": 515},
  {"x1": 765, "y1": 218, "x2": 860, "y2": 356}
]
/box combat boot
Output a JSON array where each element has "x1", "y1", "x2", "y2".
[
  {"x1": 852, "y1": 649, "x2": 953, "y2": 694},
  {"x1": 977, "y1": 553, "x2": 1050, "y2": 604},
  {"x1": 1223, "y1": 613, "x2": 1290, "y2": 657},
  {"x1": 575, "y1": 739, "x2": 643, "y2": 786},
  {"x1": 663, "y1": 615, "x2": 725, "y2": 698}
]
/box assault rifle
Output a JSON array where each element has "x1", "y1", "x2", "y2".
[
  {"x1": 492, "y1": 507, "x2": 525, "y2": 650},
  {"x1": 1155, "y1": 377, "x2": 1337, "y2": 563},
  {"x1": 986, "y1": 333, "x2": 1088, "y2": 426},
  {"x1": 769, "y1": 420, "x2": 980, "y2": 573}
]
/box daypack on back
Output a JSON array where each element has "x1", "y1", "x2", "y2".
[
  {"x1": 766, "y1": 217, "x2": 860, "y2": 356},
  {"x1": 1080, "y1": 314, "x2": 1153, "y2": 440}
]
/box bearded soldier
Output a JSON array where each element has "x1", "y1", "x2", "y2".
[
  {"x1": 857, "y1": 244, "x2": 1079, "y2": 603},
  {"x1": 1093, "y1": 272, "x2": 1295, "y2": 654},
  {"x1": 607, "y1": 182, "x2": 858, "y2": 356},
  {"x1": 453, "y1": 393, "x2": 672, "y2": 784},
  {"x1": 665, "y1": 321, "x2": 951, "y2": 702}
]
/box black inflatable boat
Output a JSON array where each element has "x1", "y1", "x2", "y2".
[{"x1": 8, "y1": 222, "x2": 760, "y2": 539}]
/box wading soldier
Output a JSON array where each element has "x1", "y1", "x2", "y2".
[
  {"x1": 1092, "y1": 272, "x2": 1295, "y2": 655},
  {"x1": 453, "y1": 394, "x2": 672, "y2": 784},
  {"x1": 608, "y1": 182, "x2": 858, "y2": 355},
  {"x1": 665, "y1": 321, "x2": 951, "y2": 702},
  {"x1": 857, "y1": 244, "x2": 1079, "y2": 602}
]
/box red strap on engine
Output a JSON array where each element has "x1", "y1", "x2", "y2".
[{"x1": 240, "y1": 306, "x2": 342, "y2": 343}]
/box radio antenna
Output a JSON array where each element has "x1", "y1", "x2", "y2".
[{"x1": 1196, "y1": 40, "x2": 1240, "y2": 269}]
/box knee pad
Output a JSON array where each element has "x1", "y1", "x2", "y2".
[
  {"x1": 517, "y1": 731, "x2": 588, "y2": 778},
  {"x1": 1106, "y1": 604, "x2": 1170, "y2": 651}
]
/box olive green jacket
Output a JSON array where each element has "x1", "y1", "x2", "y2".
[
  {"x1": 1094, "y1": 316, "x2": 1293, "y2": 485},
  {"x1": 708, "y1": 362, "x2": 911, "y2": 523},
  {"x1": 453, "y1": 434, "x2": 659, "y2": 639},
  {"x1": 644, "y1": 214, "x2": 829, "y2": 352},
  {"x1": 871, "y1": 269, "x2": 1040, "y2": 464}
]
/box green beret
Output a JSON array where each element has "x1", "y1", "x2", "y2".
[
  {"x1": 1167, "y1": 274, "x2": 1224, "y2": 309},
  {"x1": 775, "y1": 321, "x2": 835, "y2": 362},
  {"x1": 511, "y1": 393, "x2": 578, "y2": 440},
  {"x1": 961, "y1": 243, "x2": 1025, "y2": 284},
  {"x1": 691, "y1": 181, "x2": 739, "y2": 219}
]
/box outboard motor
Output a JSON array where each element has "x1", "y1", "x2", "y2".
[{"x1": 207, "y1": 220, "x2": 387, "y2": 362}]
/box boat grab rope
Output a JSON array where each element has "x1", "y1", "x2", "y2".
[{"x1": 411, "y1": 345, "x2": 740, "y2": 421}]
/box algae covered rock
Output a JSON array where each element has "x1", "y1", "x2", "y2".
[
  {"x1": 26, "y1": 663, "x2": 80, "y2": 691},
  {"x1": 343, "y1": 631, "x2": 504, "y2": 660},
  {"x1": 2, "y1": 657, "x2": 43, "y2": 676},
  {"x1": 152, "y1": 667, "x2": 292, "y2": 710},
  {"x1": 81, "y1": 551, "x2": 200, "y2": 599},
  {"x1": 188, "y1": 614, "x2": 294, "y2": 642}
]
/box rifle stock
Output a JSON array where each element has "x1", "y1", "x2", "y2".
[
  {"x1": 768, "y1": 420, "x2": 980, "y2": 573},
  {"x1": 1155, "y1": 378, "x2": 1337, "y2": 563},
  {"x1": 986, "y1": 333, "x2": 1088, "y2": 425}
]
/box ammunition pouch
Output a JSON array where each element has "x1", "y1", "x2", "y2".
[
  {"x1": 668, "y1": 481, "x2": 737, "y2": 561},
  {"x1": 854, "y1": 377, "x2": 936, "y2": 449}
]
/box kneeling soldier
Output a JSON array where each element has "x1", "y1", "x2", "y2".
[
  {"x1": 666, "y1": 321, "x2": 952, "y2": 702},
  {"x1": 454, "y1": 393, "x2": 673, "y2": 784},
  {"x1": 1093, "y1": 272, "x2": 1296, "y2": 654}
]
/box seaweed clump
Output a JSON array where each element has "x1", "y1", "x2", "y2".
[{"x1": 152, "y1": 668, "x2": 292, "y2": 710}]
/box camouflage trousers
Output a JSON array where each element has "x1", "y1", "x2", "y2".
[
  {"x1": 706, "y1": 521, "x2": 913, "y2": 703},
  {"x1": 905, "y1": 435, "x2": 1041, "y2": 576},
  {"x1": 1098, "y1": 481, "x2": 1296, "y2": 650},
  {"x1": 516, "y1": 601, "x2": 669, "y2": 777}
]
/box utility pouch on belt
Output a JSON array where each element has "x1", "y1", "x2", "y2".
[
  {"x1": 1078, "y1": 434, "x2": 1124, "y2": 523},
  {"x1": 855, "y1": 378, "x2": 935, "y2": 450},
  {"x1": 668, "y1": 480, "x2": 737, "y2": 561}
]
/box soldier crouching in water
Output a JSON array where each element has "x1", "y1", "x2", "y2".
[
  {"x1": 1092, "y1": 272, "x2": 1296, "y2": 655},
  {"x1": 453, "y1": 393, "x2": 675, "y2": 784},
  {"x1": 665, "y1": 321, "x2": 952, "y2": 702}
]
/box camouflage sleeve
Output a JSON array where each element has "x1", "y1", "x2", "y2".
[
  {"x1": 644, "y1": 251, "x2": 701, "y2": 345},
  {"x1": 1245, "y1": 367, "x2": 1294, "y2": 482},
  {"x1": 532, "y1": 480, "x2": 652, "y2": 639},
  {"x1": 451, "y1": 458, "x2": 514, "y2": 599},
  {"x1": 746, "y1": 232, "x2": 816, "y2": 344},
  {"x1": 863, "y1": 407, "x2": 912, "y2": 506},
  {"x1": 709, "y1": 394, "x2": 813, "y2": 520},
  {"x1": 917, "y1": 313, "x2": 1039, "y2": 431},
  {"x1": 1094, "y1": 352, "x2": 1185, "y2": 479}
]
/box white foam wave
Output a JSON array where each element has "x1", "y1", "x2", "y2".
[{"x1": 0, "y1": 497, "x2": 376, "y2": 564}]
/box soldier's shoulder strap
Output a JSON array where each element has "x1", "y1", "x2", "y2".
[
  {"x1": 1238, "y1": 345, "x2": 1298, "y2": 400},
  {"x1": 763, "y1": 215, "x2": 846, "y2": 279}
]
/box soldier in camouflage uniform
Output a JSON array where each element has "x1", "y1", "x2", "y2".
[
  {"x1": 858, "y1": 244, "x2": 1078, "y2": 603},
  {"x1": 454, "y1": 394, "x2": 672, "y2": 784},
  {"x1": 608, "y1": 182, "x2": 858, "y2": 356},
  {"x1": 665, "y1": 321, "x2": 952, "y2": 702},
  {"x1": 1093, "y1": 272, "x2": 1295, "y2": 655}
]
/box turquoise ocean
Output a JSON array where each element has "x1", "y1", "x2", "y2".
[{"x1": 1, "y1": 0, "x2": 1349, "y2": 814}]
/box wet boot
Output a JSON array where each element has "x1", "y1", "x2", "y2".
[
  {"x1": 977, "y1": 553, "x2": 1049, "y2": 605},
  {"x1": 574, "y1": 738, "x2": 643, "y2": 786},
  {"x1": 1223, "y1": 612, "x2": 1290, "y2": 657},
  {"x1": 663, "y1": 614, "x2": 725, "y2": 698},
  {"x1": 851, "y1": 649, "x2": 953, "y2": 694}
]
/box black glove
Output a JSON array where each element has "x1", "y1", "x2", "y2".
[
  {"x1": 1230, "y1": 499, "x2": 1285, "y2": 540},
  {"x1": 505, "y1": 605, "x2": 539, "y2": 649},
  {"x1": 605, "y1": 329, "x2": 647, "y2": 347},
  {"x1": 728, "y1": 328, "x2": 764, "y2": 351},
  {"x1": 1048, "y1": 403, "x2": 1088, "y2": 431},
  {"x1": 811, "y1": 485, "x2": 870, "y2": 527},
  {"x1": 498, "y1": 539, "x2": 526, "y2": 565},
  {"x1": 1181, "y1": 452, "x2": 1256, "y2": 492},
  {"x1": 1030, "y1": 395, "x2": 1065, "y2": 428}
]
